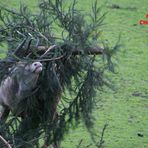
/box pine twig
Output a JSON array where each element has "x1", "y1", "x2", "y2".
[
  {"x1": 97, "y1": 123, "x2": 108, "y2": 148},
  {"x1": 76, "y1": 139, "x2": 83, "y2": 148}
]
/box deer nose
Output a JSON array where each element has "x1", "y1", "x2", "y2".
[{"x1": 34, "y1": 62, "x2": 42, "y2": 67}]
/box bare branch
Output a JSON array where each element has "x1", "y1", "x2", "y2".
[
  {"x1": 38, "y1": 55, "x2": 64, "y2": 62},
  {"x1": 40, "y1": 45, "x2": 57, "y2": 58},
  {"x1": 72, "y1": 46, "x2": 103, "y2": 55},
  {"x1": 36, "y1": 45, "x2": 103, "y2": 55},
  {"x1": 0, "y1": 135, "x2": 12, "y2": 148}
]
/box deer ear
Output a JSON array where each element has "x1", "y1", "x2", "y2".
[
  {"x1": 25, "y1": 65, "x2": 30, "y2": 71},
  {"x1": 25, "y1": 64, "x2": 35, "y2": 72}
]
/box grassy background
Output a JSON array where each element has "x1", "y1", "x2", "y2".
[{"x1": 0, "y1": 0, "x2": 148, "y2": 147}]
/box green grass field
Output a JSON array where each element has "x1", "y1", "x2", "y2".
[{"x1": 0, "y1": 0, "x2": 148, "y2": 147}]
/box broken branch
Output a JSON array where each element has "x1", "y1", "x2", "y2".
[{"x1": 0, "y1": 135, "x2": 12, "y2": 148}]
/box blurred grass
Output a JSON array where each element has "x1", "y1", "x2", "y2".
[{"x1": 0, "y1": 0, "x2": 148, "y2": 147}]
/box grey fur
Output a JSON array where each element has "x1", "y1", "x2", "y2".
[{"x1": 0, "y1": 62, "x2": 42, "y2": 120}]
